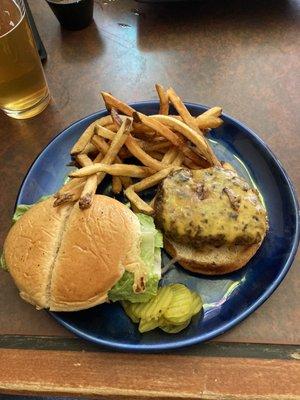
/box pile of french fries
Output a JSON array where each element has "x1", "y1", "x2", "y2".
[{"x1": 53, "y1": 84, "x2": 223, "y2": 214}]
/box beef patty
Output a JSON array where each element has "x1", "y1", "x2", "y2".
[{"x1": 154, "y1": 167, "x2": 268, "y2": 247}]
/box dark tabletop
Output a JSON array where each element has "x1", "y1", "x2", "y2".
[{"x1": 0, "y1": 0, "x2": 299, "y2": 398}]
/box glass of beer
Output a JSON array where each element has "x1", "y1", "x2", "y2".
[{"x1": 0, "y1": 0, "x2": 50, "y2": 119}]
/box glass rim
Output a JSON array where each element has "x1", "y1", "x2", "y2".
[{"x1": 0, "y1": 0, "x2": 26, "y2": 39}]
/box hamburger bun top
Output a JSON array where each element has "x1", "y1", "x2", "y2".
[{"x1": 4, "y1": 195, "x2": 141, "y2": 311}]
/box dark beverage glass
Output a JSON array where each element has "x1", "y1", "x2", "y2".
[{"x1": 46, "y1": 0, "x2": 94, "y2": 31}]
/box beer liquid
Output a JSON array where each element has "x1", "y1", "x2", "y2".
[{"x1": 0, "y1": 0, "x2": 49, "y2": 119}]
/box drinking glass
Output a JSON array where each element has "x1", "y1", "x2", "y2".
[{"x1": 0, "y1": 0, "x2": 50, "y2": 119}]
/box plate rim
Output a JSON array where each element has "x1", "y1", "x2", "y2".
[{"x1": 16, "y1": 101, "x2": 300, "y2": 351}]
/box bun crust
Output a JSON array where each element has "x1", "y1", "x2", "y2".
[
  {"x1": 3, "y1": 198, "x2": 72, "y2": 308},
  {"x1": 4, "y1": 195, "x2": 141, "y2": 311},
  {"x1": 50, "y1": 196, "x2": 140, "y2": 311},
  {"x1": 164, "y1": 238, "x2": 263, "y2": 275}
]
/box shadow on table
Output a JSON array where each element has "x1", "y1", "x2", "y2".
[
  {"x1": 56, "y1": 21, "x2": 105, "y2": 64},
  {"x1": 136, "y1": 0, "x2": 299, "y2": 50}
]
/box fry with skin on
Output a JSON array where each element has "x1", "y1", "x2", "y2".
[
  {"x1": 91, "y1": 135, "x2": 132, "y2": 188},
  {"x1": 124, "y1": 167, "x2": 175, "y2": 214},
  {"x1": 81, "y1": 143, "x2": 98, "y2": 156},
  {"x1": 155, "y1": 84, "x2": 169, "y2": 115},
  {"x1": 167, "y1": 87, "x2": 200, "y2": 133},
  {"x1": 112, "y1": 176, "x2": 122, "y2": 194},
  {"x1": 54, "y1": 152, "x2": 103, "y2": 206},
  {"x1": 162, "y1": 146, "x2": 178, "y2": 164},
  {"x1": 125, "y1": 187, "x2": 153, "y2": 215},
  {"x1": 64, "y1": 118, "x2": 132, "y2": 208},
  {"x1": 151, "y1": 114, "x2": 220, "y2": 166},
  {"x1": 125, "y1": 135, "x2": 167, "y2": 171},
  {"x1": 95, "y1": 125, "x2": 115, "y2": 140},
  {"x1": 69, "y1": 163, "x2": 153, "y2": 179},
  {"x1": 77, "y1": 153, "x2": 104, "y2": 209},
  {"x1": 70, "y1": 115, "x2": 114, "y2": 155},
  {"x1": 101, "y1": 92, "x2": 135, "y2": 116}
]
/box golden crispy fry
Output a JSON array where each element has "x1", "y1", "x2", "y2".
[
  {"x1": 131, "y1": 167, "x2": 174, "y2": 193},
  {"x1": 112, "y1": 176, "x2": 122, "y2": 194},
  {"x1": 124, "y1": 167, "x2": 175, "y2": 214},
  {"x1": 172, "y1": 151, "x2": 184, "y2": 166},
  {"x1": 75, "y1": 153, "x2": 93, "y2": 167},
  {"x1": 197, "y1": 106, "x2": 222, "y2": 118},
  {"x1": 79, "y1": 173, "x2": 98, "y2": 209},
  {"x1": 125, "y1": 187, "x2": 153, "y2": 215},
  {"x1": 74, "y1": 154, "x2": 99, "y2": 209},
  {"x1": 167, "y1": 87, "x2": 200, "y2": 133},
  {"x1": 156, "y1": 84, "x2": 169, "y2": 115},
  {"x1": 69, "y1": 163, "x2": 152, "y2": 178},
  {"x1": 147, "y1": 151, "x2": 164, "y2": 161},
  {"x1": 105, "y1": 123, "x2": 118, "y2": 132},
  {"x1": 133, "y1": 112, "x2": 183, "y2": 147},
  {"x1": 81, "y1": 143, "x2": 98, "y2": 156},
  {"x1": 183, "y1": 157, "x2": 208, "y2": 169},
  {"x1": 101, "y1": 92, "x2": 135, "y2": 116},
  {"x1": 162, "y1": 147, "x2": 178, "y2": 164},
  {"x1": 70, "y1": 116, "x2": 113, "y2": 155},
  {"x1": 141, "y1": 140, "x2": 171, "y2": 153},
  {"x1": 91, "y1": 135, "x2": 133, "y2": 188},
  {"x1": 197, "y1": 116, "x2": 223, "y2": 130},
  {"x1": 125, "y1": 135, "x2": 166, "y2": 171},
  {"x1": 152, "y1": 115, "x2": 220, "y2": 166},
  {"x1": 95, "y1": 125, "x2": 115, "y2": 140}
]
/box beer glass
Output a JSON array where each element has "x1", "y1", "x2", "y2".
[{"x1": 0, "y1": 0, "x2": 50, "y2": 119}]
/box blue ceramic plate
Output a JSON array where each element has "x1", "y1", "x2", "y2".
[{"x1": 17, "y1": 101, "x2": 299, "y2": 351}]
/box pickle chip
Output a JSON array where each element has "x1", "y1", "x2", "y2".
[
  {"x1": 139, "y1": 317, "x2": 162, "y2": 333},
  {"x1": 139, "y1": 286, "x2": 173, "y2": 321},
  {"x1": 121, "y1": 301, "x2": 139, "y2": 323},
  {"x1": 160, "y1": 318, "x2": 191, "y2": 334},
  {"x1": 191, "y1": 291, "x2": 203, "y2": 316},
  {"x1": 164, "y1": 284, "x2": 193, "y2": 325}
]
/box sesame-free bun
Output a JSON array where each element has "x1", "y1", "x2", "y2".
[
  {"x1": 3, "y1": 196, "x2": 141, "y2": 311},
  {"x1": 164, "y1": 238, "x2": 263, "y2": 275}
]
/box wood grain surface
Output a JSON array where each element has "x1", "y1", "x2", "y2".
[
  {"x1": 0, "y1": 2, "x2": 299, "y2": 397},
  {"x1": 0, "y1": 348, "x2": 299, "y2": 399}
]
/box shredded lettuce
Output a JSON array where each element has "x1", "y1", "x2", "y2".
[
  {"x1": 0, "y1": 252, "x2": 8, "y2": 272},
  {"x1": 108, "y1": 213, "x2": 162, "y2": 303},
  {"x1": 12, "y1": 195, "x2": 51, "y2": 223}
]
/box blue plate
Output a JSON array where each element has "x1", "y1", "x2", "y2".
[{"x1": 17, "y1": 101, "x2": 299, "y2": 351}]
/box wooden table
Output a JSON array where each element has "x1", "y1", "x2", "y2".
[{"x1": 0, "y1": 0, "x2": 299, "y2": 398}]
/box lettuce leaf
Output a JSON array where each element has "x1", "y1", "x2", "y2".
[
  {"x1": 0, "y1": 253, "x2": 8, "y2": 272},
  {"x1": 108, "y1": 213, "x2": 162, "y2": 303},
  {"x1": 108, "y1": 271, "x2": 159, "y2": 303},
  {"x1": 12, "y1": 195, "x2": 51, "y2": 224}
]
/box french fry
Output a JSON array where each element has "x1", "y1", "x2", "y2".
[
  {"x1": 69, "y1": 163, "x2": 152, "y2": 178},
  {"x1": 124, "y1": 167, "x2": 175, "y2": 214},
  {"x1": 131, "y1": 167, "x2": 174, "y2": 193},
  {"x1": 133, "y1": 111, "x2": 183, "y2": 147},
  {"x1": 172, "y1": 151, "x2": 184, "y2": 166},
  {"x1": 167, "y1": 87, "x2": 200, "y2": 133},
  {"x1": 101, "y1": 92, "x2": 135, "y2": 116},
  {"x1": 125, "y1": 135, "x2": 166, "y2": 171},
  {"x1": 151, "y1": 115, "x2": 220, "y2": 166},
  {"x1": 75, "y1": 154, "x2": 99, "y2": 209},
  {"x1": 162, "y1": 147, "x2": 178, "y2": 164},
  {"x1": 156, "y1": 84, "x2": 169, "y2": 115},
  {"x1": 124, "y1": 186, "x2": 153, "y2": 215},
  {"x1": 141, "y1": 140, "x2": 171, "y2": 153},
  {"x1": 91, "y1": 135, "x2": 132, "y2": 188},
  {"x1": 147, "y1": 151, "x2": 164, "y2": 161},
  {"x1": 81, "y1": 143, "x2": 98, "y2": 156},
  {"x1": 95, "y1": 125, "x2": 115, "y2": 140},
  {"x1": 79, "y1": 173, "x2": 98, "y2": 209},
  {"x1": 112, "y1": 176, "x2": 123, "y2": 194},
  {"x1": 70, "y1": 115, "x2": 114, "y2": 155}
]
